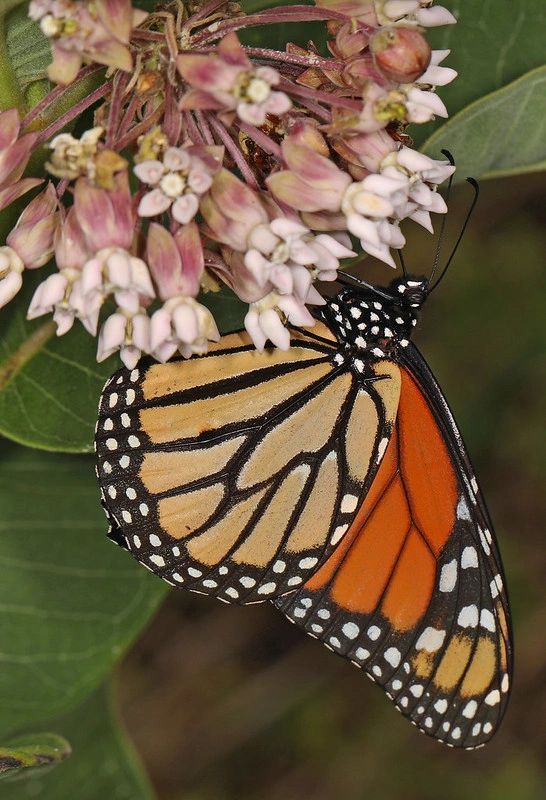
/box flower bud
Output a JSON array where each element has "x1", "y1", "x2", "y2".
[{"x1": 371, "y1": 27, "x2": 431, "y2": 83}]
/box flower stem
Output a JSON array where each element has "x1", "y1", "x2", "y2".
[
  {"x1": 207, "y1": 114, "x2": 259, "y2": 190},
  {"x1": 236, "y1": 121, "x2": 282, "y2": 159}
]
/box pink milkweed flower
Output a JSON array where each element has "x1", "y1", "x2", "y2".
[
  {"x1": 244, "y1": 291, "x2": 320, "y2": 352},
  {"x1": 26, "y1": 207, "x2": 90, "y2": 334},
  {"x1": 177, "y1": 32, "x2": 291, "y2": 126},
  {"x1": 418, "y1": 49, "x2": 457, "y2": 87},
  {"x1": 74, "y1": 171, "x2": 135, "y2": 253},
  {"x1": 380, "y1": 146, "x2": 455, "y2": 231},
  {"x1": 97, "y1": 308, "x2": 151, "y2": 370},
  {"x1": 245, "y1": 218, "x2": 355, "y2": 299},
  {"x1": 27, "y1": 269, "x2": 86, "y2": 335},
  {"x1": 332, "y1": 129, "x2": 398, "y2": 179},
  {"x1": 0, "y1": 247, "x2": 25, "y2": 309},
  {"x1": 28, "y1": 0, "x2": 148, "y2": 85},
  {"x1": 135, "y1": 145, "x2": 222, "y2": 224},
  {"x1": 7, "y1": 183, "x2": 59, "y2": 268},
  {"x1": 402, "y1": 85, "x2": 448, "y2": 122},
  {"x1": 200, "y1": 169, "x2": 268, "y2": 251},
  {"x1": 0, "y1": 108, "x2": 42, "y2": 212},
  {"x1": 341, "y1": 173, "x2": 408, "y2": 267},
  {"x1": 80, "y1": 247, "x2": 155, "y2": 335},
  {"x1": 150, "y1": 297, "x2": 220, "y2": 362},
  {"x1": 376, "y1": 1, "x2": 456, "y2": 27},
  {"x1": 146, "y1": 222, "x2": 204, "y2": 300},
  {"x1": 267, "y1": 140, "x2": 352, "y2": 214}
]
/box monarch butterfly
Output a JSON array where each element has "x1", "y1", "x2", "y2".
[{"x1": 95, "y1": 193, "x2": 513, "y2": 750}]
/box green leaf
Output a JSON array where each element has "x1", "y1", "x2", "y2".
[
  {"x1": 0, "y1": 440, "x2": 166, "y2": 737},
  {"x1": 422, "y1": 67, "x2": 546, "y2": 180},
  {"x1": 4, "y1": 5, "x2": 51, "y2": 92},
  {"x1": 0, "y1": 733, "x2": 70, "y2": 779},
  {"x1": 0, "y1": 271, "x2": 116, "y2": 453},
  {"x1": 414, "y1": 0, "x2": 546, "y2": 147},
  {"x1": 200, "y1": 286, "x2": 247, "y2": 334},
  {"x1": 0, "y1": 687, "x2": 155, "y2": 799}
]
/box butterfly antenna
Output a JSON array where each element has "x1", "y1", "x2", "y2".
[
  {"x1": 397, "y1": 248, "x2": 408, "y2": 276},
  {"x1": 429, "y1": 176, "x2": 480, "y2": 294},
  {"x1": 428, "y1": 149, "x2": 456, "y2": 285},
  {"x1": 336, "y1": 270, "x2": 393, "y2": 300}
]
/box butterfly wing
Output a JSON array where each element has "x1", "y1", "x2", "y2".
[
  {"x1": 275, "y1": 344, "x2": 512, "y2": 748},
  {"x1": 95, "y1": 324, "x2": 401, "y2": 603}
]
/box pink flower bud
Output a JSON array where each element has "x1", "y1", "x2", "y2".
[
  {"x1": 7, "y1": 183, "x2": 59, "y2": 268},
  {"x1": 147, "y1": 222, "x2": 204, "y2": 300},
  {"x1": 371, "y1": 27, "x2": 431, "y2": 83},
  {"x1": 0, "y1": 246, "x2": 24, "y2": 308},
  {"x1": 54, "y1": 208, "x2": 90, "y2": 271}
]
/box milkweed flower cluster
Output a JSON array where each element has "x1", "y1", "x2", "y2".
[{"x1": 0, "y1": 0, "x2": 457, "y2": 365}]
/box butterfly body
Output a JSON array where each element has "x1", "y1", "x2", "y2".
[{"x1": 95, "y1": 273, "x2": 512, "y2": 748}]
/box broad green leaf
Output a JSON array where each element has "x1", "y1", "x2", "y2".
[
  {"x1": 0, "y1": 440, "x2": 166, "y2": 737},
  {"x1": 429, "y1": 0, "x2": 546, "y2": 119},
  {"x1": 0, "y1": 270, "x2": 116, "y2": 453},
  {"x1": 0, "y1": 733, "x2": 70, "y2": 780},
  {"x1": 4, "y1": 5, "x2": 51, "y2": 92},
  {"x1": 422, "y1": 67, "x2": 546, "y2": 180},
  {"x1": 0, "y1": 686, "x2": 155, "y2": 799}
]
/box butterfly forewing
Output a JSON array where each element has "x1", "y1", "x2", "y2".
[
  {"x1": 275, "y1": 346, "x2": 512, "y2": 748},
  {"x1": 95, "y1": 324, "x2": 401, "y2": 603}
]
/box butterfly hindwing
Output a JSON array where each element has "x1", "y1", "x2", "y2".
[
  {"x1": 95, "y1": 324, "x2": 401, "y2": 603},
  {"x1": 275, "y1": 344, "x2": 512, "y2": 748}
]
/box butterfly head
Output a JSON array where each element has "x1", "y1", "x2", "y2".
[{"x1": 388, "y1": 275, "x2": 429, "y2": 309}]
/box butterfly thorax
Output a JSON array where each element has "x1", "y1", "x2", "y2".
[{"x1": 323, "y1": 276, "x2": 429, "y2": 371}]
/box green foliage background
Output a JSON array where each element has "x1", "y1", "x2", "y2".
[{"x1": 0, "y1": 1, "x2": 544, "y2": 797}]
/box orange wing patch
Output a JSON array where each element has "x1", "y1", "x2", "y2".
[{"x1": 276, "y1": 363, "x2": 512, "y2": 749}]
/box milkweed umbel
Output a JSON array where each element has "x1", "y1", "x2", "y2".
[{"x1": 94, "y1": 186, "x2": 513, "y2": 750}]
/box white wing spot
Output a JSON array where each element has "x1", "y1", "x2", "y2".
[
  {"x1": 311, "y1": 623, "x2": 323, "y2": 633},
  {"x1": 331, "y1": 524, "x2": 348, "y2": 545},
  {"x1": 299, "y1": 557, "x2": 318, "y2": 570},
  {"x1": 480, "y1": 609, "x2": 496, "y2": 632},
  {"x1": 203, "y1": 579, "x2": 218, "y2": 588},
  {"x1": 470, "y1": 476, "x2": 479, "y2": 494},
  {"x1": 501, "y1": 674, "x2": 510, "y2": 693},
  {"x1": 317, "y1": 608, "x2": 331, "y2": 620},
  {"x1": 106, "y1": 438, "x2": 118, "y2": 451},
  {"x1": 108, "y1": 393, "x2": 118, "y2": 408},
  {"x1": 367, "y1": 625, "x2": 381, "y2": 641},
  {"x1": 128, "y1": 435, "x2": 140, "y2": 448},
  {"x1": 391, "y1": 679, "x2": 402, "y2": 691},
  {"x1": 451, "y1": 727, "x2": 461, "y2": 740},
  {"x1": 472, "y1": 723, "x2": 482, "y2": 737},
  {"x1": 479, "y1": 527, "x2": 491, "y2": 555},
  {"x1": 340, "y1": 494, "x2": 359, "y2": 513},
  {"x1": 416, "y1": 627, "x2": 446, "y2": 652},
  {"x1": 424, "y1": 717, "x2": 433, "y2": 729},
  {"x1": 458, "y1": 605, "x2": 479, "y2": 628},
  {"x1": 108, "y1": 486, "x2": 117, "y2": 499},
  {"x1": 439, "y1": 559, "x2": 458, "y2": 592},
  {"x1": 119, "y1": 455, "x2": 130, "y2": 468},
  {"x1": 121, "y1": 413, "x2": 131, "y2": 427},
  {"x1": 329, "y1": 636, "x2": 341, "y2": 648},
  {"x1": 239, "y1": 576, "x2": 256, "y2": 588},
  {"x1": 133, "y1": 535, "x2": 141, "y2": 548},
  {"x1": 342, "y1": 622, "x2": 359, "y2": 640},
  {"x1": 149, "y1": 534, "x2": 161, "y2": 547},
  {"x1": 456, "y1": 496, "x2": 471, "y2": 520},
  {"x1": 461, "y1": 546, "x2": 478, "y2": 569},
  {"x1": 355, "y1": 647, "x2": 370, "y2": 660},
  {"x1": 434, "y1": 699, "x2": 448, "y2": 714},
  {"x1": 287, "y1": 576, "x2": 303, "y2": 586},
  {"x1": 188, "y1": 567, "x2": 202, "y2": 578},
  {"x1": 377, "y1": 437, "x2": 389, "y2": 462},
  {"x1": 483, "y1": 722, "x2": 493, "y2": 734},
  {"x1": 126, "y1": 487, "x2": 137, "y2": 500},
  {"x1": 150, "y1": 554, "x2": 165, "y2": 567},
  {"x1": 103, "y1": 461, "x2": 112, "y2": 474},
  {"x1": 257, "y1": 582, "x2": 277, "y2": 595},
  {"x1": 384, "y1": 647, "x2": 401, "y2": 667},
  {"x1": 139, "y1": 503, "x2": 149, "y2": 516},
  {"x1": 225, "y1": 587, "x2": 239, "y2": 599},
  {"x1": 126, "y1": 389, "x2": 136, "y2": 405},
  {"x1": 410, "y1": 685, "x2": 423, "y2": 698},
  {"x1": 272, "y1": 560, "x2": 286, "y2": 573},
  {"x1": 172, "y1": 573, "x2": 184, "y2": 583},
  {"x1": 121, "y1": 510, "x2": 132, "y2": 523},
  {"x1": 372, "y1": 665, "x2": 382, "y2": 677},
  {"x1": 103, "y1": 418, "x2": 113, "y2": 431},
  {"x1": 485, "y1": 690, "x2": 500, "y2": 706},
  {"x1": 462, "y1": 700, "x2": 478, "y2": 719},
  {"x1": 130, "y1": 369, "x2": 139, "y2": 382}
]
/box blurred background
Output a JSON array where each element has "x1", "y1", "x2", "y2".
[{"x1": 116, "y1": 173, "x2": 546, "y2": 800}]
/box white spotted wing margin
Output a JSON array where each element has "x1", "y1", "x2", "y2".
[
  {"x1": 274, "y1": 343, "x2": 513, "y2": 749},
  {"x1": 94, "y1": 328, "x2": 401, "y2": 605}
]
